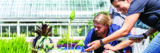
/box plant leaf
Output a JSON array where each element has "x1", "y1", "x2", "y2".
[
  {"x1": 69, "y1": 10, "x2": 75, "y2": 21},
  {"x1": 77, "y1": 40, "x2": 84, "y2": 46},
  {"x1": 35, "y1": 30, "x2": 41, "y2": 36},
  {"x1": 47, "y1": 26, "x2": 52, "y2": 33}
]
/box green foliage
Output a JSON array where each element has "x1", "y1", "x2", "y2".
[
  {"x1": 74, "y1": 39, "x2": 84, "y2": 53},
  {"x1": 35, "y1": 23, "x2": 52, "y2": 37},
  {"x1": 77, "y1": 28, "x2": 82, "y2": 35},
  {"x1": 34, "y1": 23, "x2": 54, "y2": 52},
  {"x1": 88, "y1": 20, "x2": 94, "y2": 30},
  {"x1": 0, "y1": 37, "x2": 31, "y2": 53},
  {"x1": 0, "y1": 33, "x2": 17, "y2": 37},
  {"x1": 149, "y1": 31, "x2": 159, "y2": 42},
  {"x1": 10, "y1": 33, "x2": 17, "y2": 37},
  {"x1": 2, "y1": 33, "x2": 9, "y2": 37},
  {"x1": 61, "y1": 32, "x2": 70, "y2": 40},
  {"x1": 77, "y1": 39, "x2": 84, "y2": 46},
  {"x1": 53, "y1": 28, "x2": 59, "y2": 37},
  {"x1": 77, "y1": 25, "x2": 85, "y2": 36},
  {"x1": 57, "y1": 39, "x2": 82, "y2": 45},
  {"x1": 35, "y1": 36, "x2": 54, "y2": 52},
  {"x1": 69, "y1": 10, "x2": 75, "y2": 21},
  {"x1": 28, "y1": 32, "x2": 35, "y2": 37}
]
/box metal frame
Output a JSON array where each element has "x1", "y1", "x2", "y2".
[{"x1": 0, "y1": 18, "x2": 91, "y2": 37}]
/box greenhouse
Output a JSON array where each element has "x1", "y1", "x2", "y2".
[{"x1": 0, "y1": 0, "x2": 156, "y2": 53}]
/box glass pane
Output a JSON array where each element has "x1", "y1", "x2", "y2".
[
  {"x1": 79, "y1": 25, "x2": 85, "y2": 36},
  {"x1": 28, "y1": 26, "x2": 35, "y2": 37},
  {"x1": 53, "y1": 25, "x2": 60, "y2": 37},
  {"x1": 71, "y1": 26, "x2": 78, "y2": 36},
  {"x1": 2, "y1": 26, "x2": 9, "y2": 37},
  {"x1": 10, "y1": 26, "x2": 17, "y2": 37},
  {"x1": 20, "y1": 26, "x2": 27, "y2": 36}
]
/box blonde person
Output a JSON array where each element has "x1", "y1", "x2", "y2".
[
  {"x1": 81, "y1": 13, "x2": 132, "y2": 53},
  {"x1": 85, "y1": 0, "x2": 160, "y2": 53}
]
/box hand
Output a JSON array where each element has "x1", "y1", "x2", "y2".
[
  {"x1": 102, "y1": 49, "x2": 115, "y2": 53},
  {"x1": 104, "y1": 44, "x2": 117, "y2": 51},
  {"x1": 81, "y1": 52, "x2": 89, "y2": 53},
  {"x1": 85, "y1": 40, "x2": 101, "y2": 51}
]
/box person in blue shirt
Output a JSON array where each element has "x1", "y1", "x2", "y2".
[
  {"x1": 85, "y1": 0, "x2": 160, "y2": 53},
  {"x1": 81, "y1": 13, "x2": 132, "y2": 53}
]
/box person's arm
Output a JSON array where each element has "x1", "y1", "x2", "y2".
[
  {"x1": 129, "y1": 28, "x2": 157, "y2": 43},
  {"x1": 104, "y1": 40, "x2": 134, "y2": 51},
  {"x1": 102, "y1": 12, "x2": 140, "y2": 44},
  {"x1": 145, "y1": 28, "x2": 157, "y2": 36},
  {"x1": 85, "y1": 12, "x2": 141, "y2": 51},
  {"x1": 103, "y1": 26, "x2": 157, "y2": 51}
]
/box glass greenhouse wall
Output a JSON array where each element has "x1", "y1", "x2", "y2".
[
  {"x1": 0, "y1": 0, "x2": 110, "y2": 37},
  {"x1": 0, "y1": 0, "x2": 151, "y2": 53},
  {"x1": 0, "y1": 0, "x2": 110, "y2": 18}
]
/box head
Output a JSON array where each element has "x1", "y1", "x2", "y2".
[
  {"x1": 93, "y1": 13, "x2": 112, "y2": 37},
  {"x1": 110, "y1": 0, "x2": 133, "y2": 14}
]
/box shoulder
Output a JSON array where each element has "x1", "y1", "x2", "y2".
[
  {"x1": 127, "y1": 0, "x2": 149, "y2": 16},
  {"x1": 110, "y1": 24, "x2": 121, "y2": 29},
  {"x1": 89, "y1": 28, "x2": 95, "y2": 34},
  {"x1": 108, "y1": 24, "x2": 121, "y2": 32}
]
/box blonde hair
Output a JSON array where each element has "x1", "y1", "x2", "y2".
[{"x1": 93, "y1": 13, "x2": 112, "y2": 26}]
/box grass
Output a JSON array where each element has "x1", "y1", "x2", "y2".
[{"x1": 0, "y1": 37, "x2": 31, "y2": 53}]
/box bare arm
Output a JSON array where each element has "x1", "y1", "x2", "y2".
[
  {"x1": 106, "y1": 28, "x2": 157, "y2": 51},
  {"x1": 129, "y1": 28, "x2": 158, "y2": 43},
  {"x1": 104, "y1": 40, "x2": 134, "y2": 51},
  {"x1": 114, "y1": 40, "x2": 133, "y2": 51},
  {"x1": 112, "y1": 28, "x2": 157, "y2": 50},
  {"x1": 145, "y1": 28, "x2": 157, "y2": 36},
  {"x1": 102, "y1": 12, "x2": 141, "y2": 44}
]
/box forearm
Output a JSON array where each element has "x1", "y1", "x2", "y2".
[
  {"x1": 102, "y1": 12, "x2": 140, "y2": 44},
  {"x1": 145, "y1": 28, "x2": 157, "y2": 36},
  {"x1": 113, "y1": 40, "x2": 134, "y2": 51},
  {"x1": 102, "y1": 29, "x2": 129, "y2": 44}
]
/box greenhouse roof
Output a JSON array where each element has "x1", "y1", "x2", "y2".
[{"x1": 0, "y1": 0, "x2": 110, "y2": 19}]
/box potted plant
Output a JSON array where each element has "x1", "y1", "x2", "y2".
[{"x1": 32, "y1": 23, "x2": 54, "y2": 53}]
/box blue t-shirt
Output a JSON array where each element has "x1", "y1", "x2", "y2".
[
  {"x1": 81, "y1": 24, "x2": 132, "y2": 53},
  {"x1": 127, "y1": 0, "x2": 160, "y2": 31}
]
